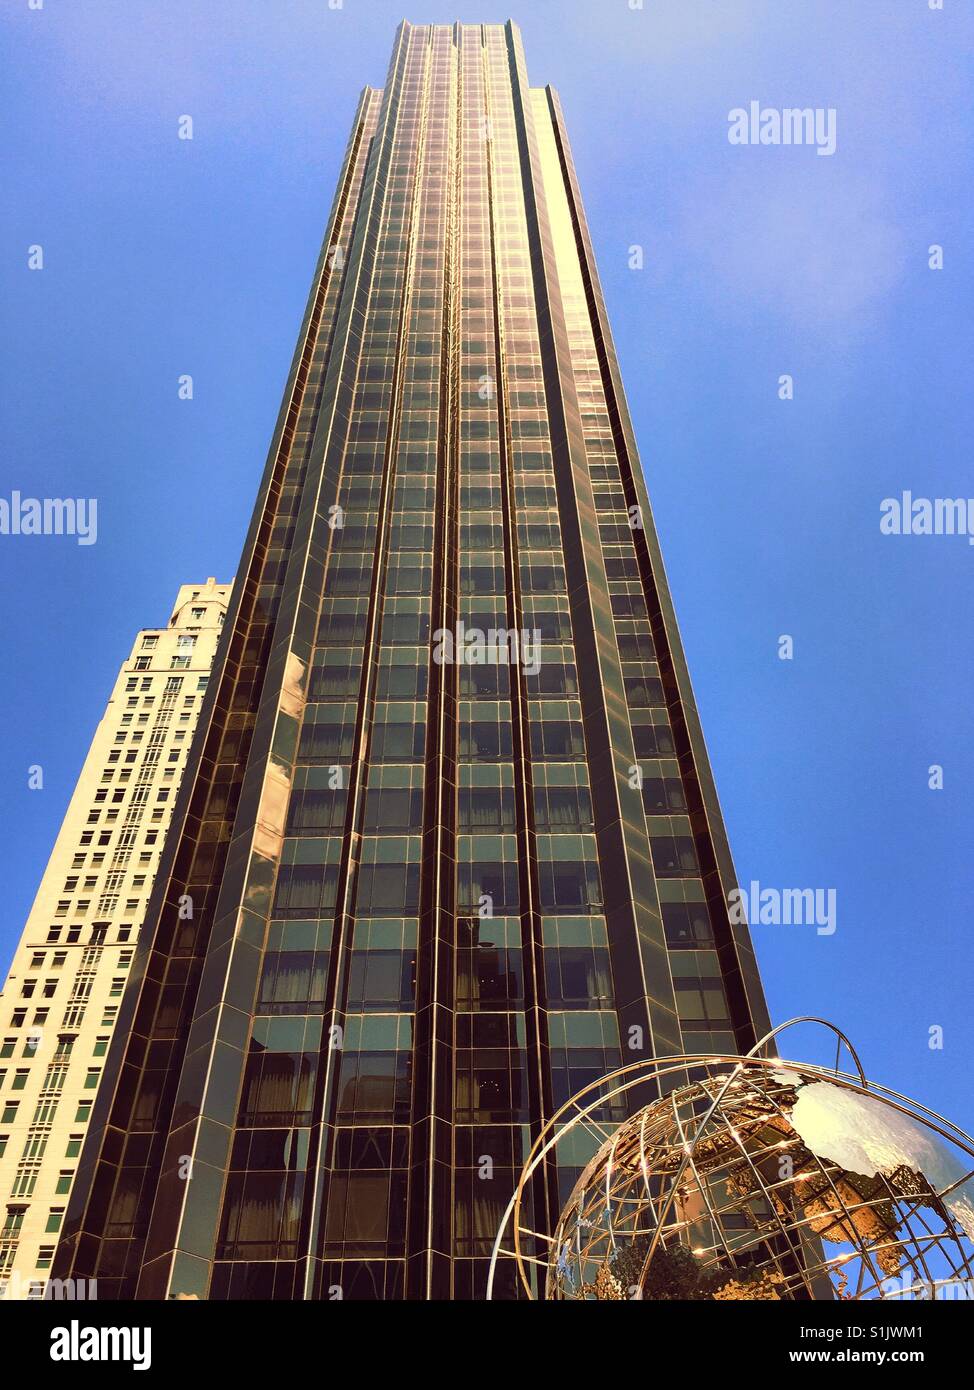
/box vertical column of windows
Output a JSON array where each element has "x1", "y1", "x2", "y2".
[
  {"x1": 491, "y1": 36, "x2": 624, "y2": 1257},
  {"x1": 449, "y1": 27, "x2": 526, "y2": 1296},
  {"x1": 211, "y1": 34, "x2": 432, "y2": 1302},
  {"x1": 312, "y1": 29, "x2": 436, "y2": 1301},
  {"x1": 531, "y1": 92, "x2": 735, "y2": 1055}
]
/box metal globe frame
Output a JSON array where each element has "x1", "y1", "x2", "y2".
[{"x1": 487, "y1": 1019, "x2": 974, "y2": 1301}]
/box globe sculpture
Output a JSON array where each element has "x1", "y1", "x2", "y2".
[{"x1": 488, "y1": 1020, "x2": 974, "y2": 1301}]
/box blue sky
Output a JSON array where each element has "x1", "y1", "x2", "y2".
[{"x1": 1, "y1": 1, "x2": 971, "y2": 1129}]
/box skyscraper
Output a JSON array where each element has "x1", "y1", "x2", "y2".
[
  {"x1": 54, "y1": 21, "x2": 770, "y2": 1302},
  {"x1": 0, "y1": 580, "x2": 229, "y2": 1299}
]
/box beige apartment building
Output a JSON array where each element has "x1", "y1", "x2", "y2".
[{"x1": 0, "y1": 579, "x2": 229, "y2": 1298}]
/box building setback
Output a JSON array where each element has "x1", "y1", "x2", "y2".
[
  {"x1": 0, "y1": 580, "x2": 229, "y2": 1298},
  {"x1": 54, "y1": 22, "x2": 770, "y2": 1301}
]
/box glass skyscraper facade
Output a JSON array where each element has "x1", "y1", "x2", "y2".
[{"x1": 54, "y1": 20, "x2": 770, "y2": 1301}]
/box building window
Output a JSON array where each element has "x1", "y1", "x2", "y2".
[
  {"x1": 674, "y1": 974, "x2": 731, "y2": 1028},
  {"x1": 662, "y1": 902, "x2": 715, "y2": 949},
  {"x1": 641, "y1": 778, "x2": 688, "y2": 813},
  {"x1": 1, "y1": 1209, "x2": 26, "y2": 1238},
  {"x1": 650, "y1": 836, "x2": 700, "y2": 878}
]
